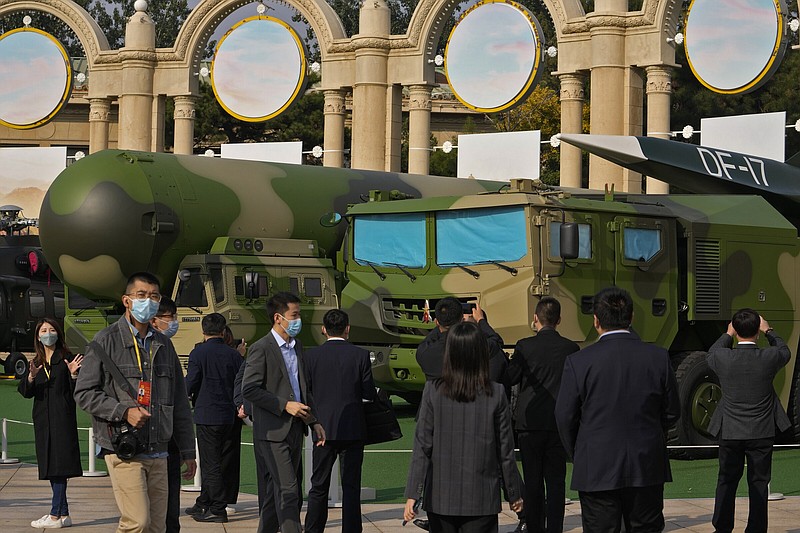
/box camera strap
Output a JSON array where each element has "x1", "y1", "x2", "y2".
[{"x1": 88, "y1": 340, "x2": 140, "y2": 404}]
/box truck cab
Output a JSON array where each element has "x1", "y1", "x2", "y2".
[{"x1": 168, "y1": 236, "x2": 343, "y2": 367}]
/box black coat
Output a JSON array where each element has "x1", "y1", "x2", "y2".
[
  {"x1": 416, "y1": 319, "x2": 508, "y2": 384},
  {"x1": 185, "y1": 338, "x2": 243, "y2": 425},
  {"x1": 305, "y1": 339, "x2": 377, "y2": 441},
  {"x1": 18, "y1": 350, "x2": 83, "y2": 480},
  {"x1": 555, "y1": 331, "x2": 680, "y2": 492},
  {"x1": 507, "y1": 327, "x2": 580, "y2": 432}
]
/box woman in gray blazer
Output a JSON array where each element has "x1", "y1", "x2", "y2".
[{"x1": 404, "y1": 321, "x2": 524, "y2": 533}]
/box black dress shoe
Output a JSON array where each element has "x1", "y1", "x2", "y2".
[
  {"x1": 193, "y1": 510, "x2": 228, "y2": 523},
  {"x1": 413, "y1": 518, "x2": 430, "y2": 531},
  {"x1": 184, "y1": 504, "x2": 206, "y2": 516}
]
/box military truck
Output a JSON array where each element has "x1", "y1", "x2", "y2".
[
  {"x1": 38, "y1": 146, "x2": 800, "y2": 448},
  {"x1": 0, "y1": 207, "x2": 65, "y2": 378},
  {"x1": 336, "y1": 179, "x2": 800, "y2": 449}
]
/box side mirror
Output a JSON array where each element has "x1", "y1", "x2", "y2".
[
  {"x1": 319, "y1": 212, "x2": 343, "y2": 227},
  {"x1": 177, "y1": 269, "x2": 191, "y2": 282},
  {"x1": 560, "y1": 223, "x2": 579, "y2": 260},
  {"x1": 245, "y1": 272, "x2": 259, "y2": 300}
]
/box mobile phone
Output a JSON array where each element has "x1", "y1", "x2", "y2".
[{"x1": 461, "y1": 302, "x2": 476, "y2": 313}]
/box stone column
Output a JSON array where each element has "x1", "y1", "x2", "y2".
[
  {"x1": 645, "y1": 65, "x2": 672, "y2": 194},
  {"x1": 408, "y1": 84, "x2": 433, "y2": 175},
  {"x1": 117, "y1": 1, "x2": 156, "y2": 151},
  {"x1": 386, "y1": 84, "x2": 402, "y2": 172},
  {"x1": 558, "y1": 73, "x2": 585, "y2": 188},
  {"x1": 88, "y1": 97, "x2": 111, "y2": 153},
  {"x1": 323, "y1": 90, "x2": 346, "y2": 167},
  {"x1": 173, "y1": 95, "x2": 197, "y2": 155},
  {"x1": 351, "y1": 0, "x2": 390, "y2": 170},
  {"x1": 151, "y1": 95, "x2": 165, "y2": 152},
  {"x1": 587, "y1": 0, "x2": 627, "y2": 190}
]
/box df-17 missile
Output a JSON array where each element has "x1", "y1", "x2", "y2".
[
  {"x1": 558, "y1": 133, "x2": 800, "y2": 224},
  {"x1": 39, "y1": 150, "x2": 502, "y2": 300}
]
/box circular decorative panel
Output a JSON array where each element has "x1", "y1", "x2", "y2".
[
  {"x1": 0, "y1": 28, "x2": 73, "y2": 130},
  {"x1": 444, "y1": 0, "x2": 544, "y2": 113},
  {"x1": 211, "y1": 16, "x2": 307, "y2": 122},
  {"x1": 685, "y1": 0, "x2": 787, "y2": 94}
]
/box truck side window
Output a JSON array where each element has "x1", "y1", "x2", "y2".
[
  {"x1": 305, "y1": 277, "x2": 323, "y2": 298},
  {"x1": 54, "y1": 291, "x2": 65, "y2": 319},
  {"x1": 175, "y1": 268, "x2": 208, "y2": 307},
  {"x1": 209, "y1": 267, "x2": 225, "y2": 304},
  {"x1": 289, "y1": 277, "x2": 299, "y2": 296},
  {"x1": 624, "y1": 227, "x2": 661, "y2": 262},
  {"x1": 550, "y1": 222, "x2": 592, "y2": 259},
  {"x1": 29, "y1": 289, "x2": 46, "y2": 318},
  {"x1": 258, "y1": 276, "x2": 269, "y2": 297}
]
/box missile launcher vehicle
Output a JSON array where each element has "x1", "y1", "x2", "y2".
[{"x1": 38, "y1": 139, "x2": 800, "y2": 449}]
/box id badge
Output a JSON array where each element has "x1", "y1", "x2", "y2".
[{"x1": 137, "y1": 380, "x2": 151, "y2": 407}]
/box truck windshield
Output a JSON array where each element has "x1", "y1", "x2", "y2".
[
  {"x1": 436, "y1": 206, "x2": 527, "y2": 267},
  {"x1": 353, "y1": 213, "x2": 426, "y2": 268}
]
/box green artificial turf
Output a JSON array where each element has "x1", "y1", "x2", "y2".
[{"x1": 3, "y1": 378, "x2": 800, "y2": 503}]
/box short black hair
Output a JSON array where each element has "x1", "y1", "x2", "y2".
[
  {"x1": 157, "y1": 296, "x2": 177, "y2": 316},
  {"x1": 266, "y1": 292, "x2": 301, "y2": 324},
  {"x1": 435, "y1": 297, "x2": 463, "y2": 328},
  {"x1": 323, "y1": 309, "x2": 349, "y2": 336},
  {"x1": 593, "y1": 287, "x2": 633, "y2": 331},
  {"x1": 732, "y1": 308, "x2": 760, "y2": 338},
  {"x1": 202, "y1": 312, "x2": 226, "y2": 336},
  {"x1": 535, "y1": 297, "x2": 561, "y2": 327},
  {"x1": 125, "y1": 271, "x2": 160, "y2": 293}
]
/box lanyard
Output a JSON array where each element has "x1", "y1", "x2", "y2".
[
  {"x1": 42, "y1": 362, "x2": 51, "y2": 380},
  {"x1": 130, "y1": 328, "x2": 151, "y2": 381}
]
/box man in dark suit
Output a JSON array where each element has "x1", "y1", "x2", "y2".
[
  {"x1": 416, "y1": 297, "x2": 507, "y2": 384},
  {"x1": 707, "y1": 308, "x2": 790, "y2": 533},
  {"x1": 242, "y1": 292, "x2": 326, "y2": 533},
  {"x1": 304, "y1": 309, "x2": 378, "y2": 533},
  {"x1": 184, "y1": 312, "x2": 244, "y2": 523},
  {"x1": 555, "y1": 287, "x2": 680, "y2": 533},
  {"x1": 508, "y1": 296, "x2": 579, "y2": 533}
]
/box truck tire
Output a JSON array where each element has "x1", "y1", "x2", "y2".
[
  {"x1": 4, "y1": 352, "x2": 28, "y2": 379},
  {"x1": 788, "y1": 363, "x2": 800, "y2": 442},
  {"x1": 671, "y1": 351, "x2": 720, "y2": 459}
]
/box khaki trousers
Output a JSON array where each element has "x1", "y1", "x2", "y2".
[{"x1": 105, "y1": 454, "x2": 169, "y2": 533}]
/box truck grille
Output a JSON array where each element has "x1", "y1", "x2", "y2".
[{"x1": 694, "y1": 239, "x2": 720, "y2": 315}]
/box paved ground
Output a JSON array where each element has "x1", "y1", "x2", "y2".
[{"x1": 2, "y1": 463, "x2": 800, "y2": 532}]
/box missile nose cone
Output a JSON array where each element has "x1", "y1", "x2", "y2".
[
  {"x1": 559, "y1": 134, "x2": 648, "y2": 165},
  {"x1": 39, "y1": 151, "x2": 173, "y2": 299}
]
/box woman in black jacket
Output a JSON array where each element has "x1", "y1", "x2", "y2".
[
  {"x1": 18, "y1": 318, "x2": 83, "y2": 529},
  {"x1": 404, "y1": 321, "x2": 524, "y2": 533}
]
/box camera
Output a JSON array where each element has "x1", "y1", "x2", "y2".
[
  {"x1": 461, "y1": 302, "x2": 476, "y2": 314},
  {"x1": 109, "y1": 422, "x2": 146, "y2": 460}
]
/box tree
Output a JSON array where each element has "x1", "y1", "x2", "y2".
[{"x1": 87, "y1": 0, "x2": 190, "y2": 49}]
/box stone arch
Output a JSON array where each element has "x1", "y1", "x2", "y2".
[
  {"x1": 404, "y1": 0, "x2": 586, "y2": 59},
  {"x1": 0, "y1": 0, "x2": 110, "y2": 68},
  {"x1": 171, "y1": 0, "x2": 348, "y2": 72}
]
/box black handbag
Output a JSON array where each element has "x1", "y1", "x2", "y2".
[{"x1": 364, "y1": 389, "x2": 402, "y2": 445}]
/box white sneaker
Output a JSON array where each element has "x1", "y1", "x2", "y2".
[
  {"x1": 60, "y1": 517, "x2": 72, "y2": 527},
  {"x1": 225, "y1": 506, "x2": 236, "y2": 515},
  {"x1": 31, "y1": 515, "x2": 63, "y2": 529}
]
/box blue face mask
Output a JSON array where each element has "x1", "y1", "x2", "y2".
[
  {"x1": 279, "y1": 315, "x2": 302, "y2": 337},
  {"x1": 39, "y1": 332, "x2": 58, "y2": 347},
  {"x1": 164, "y1": 320, "x2": 179, "y2": 338},
  {"x1": 131, "y1": 298, "x2": 160, "y2": 324}
]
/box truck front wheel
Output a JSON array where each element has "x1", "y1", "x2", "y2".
[
  {"x1": 4, "y1": 352, "x2": 29, "y2": 379},
  {"x1": 670, "y1": 351, "x2": 720, "y2": 458}
]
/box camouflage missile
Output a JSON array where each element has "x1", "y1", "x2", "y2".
[
  {"x1": 558, "y1": 133, "x2": 800, "y2": 223},
  {"x1": 39, "y1": 150, "x2": 503, "y2": 300}
]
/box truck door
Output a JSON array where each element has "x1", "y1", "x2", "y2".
[{"x1": 610, "y1": 216, "x2": 678, "y2": 345}]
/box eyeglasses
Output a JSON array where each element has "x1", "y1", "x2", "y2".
[{"x1": 126, "y1": 291, "x2": 162, "y2": 303}]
